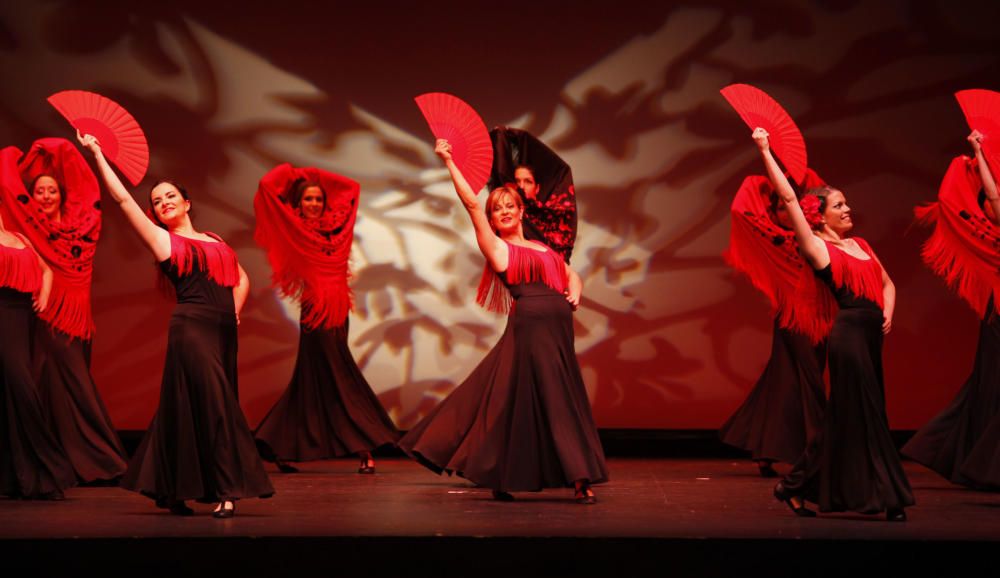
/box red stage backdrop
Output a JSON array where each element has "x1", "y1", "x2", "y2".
[{"x1": 2, "y1": 1, "x2": 999, "y2": 430}]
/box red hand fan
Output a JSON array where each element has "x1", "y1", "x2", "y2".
[
  {"x1": 955, "y1": 89, "x2": 1000, "y2": 180},
  {"x1": 47, "y1": 90, "x2": 150, "y2": 186},
  {"x1": 415, "y1": 92, "x2": 493, "y2": 194},
  {"x1": 721, "y1": 84, "x2": 808, "y2": 185}
]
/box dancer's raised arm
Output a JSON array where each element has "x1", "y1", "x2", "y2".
[
  {"x1": 753, "y1": 128, "x2": 829, "y2": 269},
  {"x1": 77, "y1": 131, "x2": 169, "y2": 260},
  {"x1": 969, "y1": 130, "x2": 1000, "y2": 226},
  {"x1": 434, "y1": 139, "x2": 507, "y2": 272}
]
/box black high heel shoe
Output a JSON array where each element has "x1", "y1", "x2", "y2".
[
  {"x1": 276, "y1": 460, "x2": 299, "y2": 474},
  {"x1": 773, "y1": 482, "x2": 816, "y2": 517},
  {"x1": 212, "y1": 500, "x2": 235, "y2": 519},
  {"x1": 886, "y1": 508, "x2": 907, "y2": 522}
]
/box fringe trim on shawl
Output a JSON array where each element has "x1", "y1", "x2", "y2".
[
  {"x1": 828, "y1": 238, "x2": 885, "y2": 309},
  {"x1": 476, "y1": 241, "x2": 568, "y2": 314},
  {"x1": 0, "y1": 238, "x2": 42, "y2": 294},
  {"x1": 38, "y1": 282, "x2": 94, "y2": 339},
  {"x1": 169, "y1": 232, "x2": 239, "y2": 288}
]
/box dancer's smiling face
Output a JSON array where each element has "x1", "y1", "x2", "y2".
[
  {"x1": 487, "y1": 188, "x2": 524, "y2": 235},
  {"x1": 150, "y1": 182, "x2": 191, "y2": 228},
  {"x1": 821, "y1": 190, "x2": 853, "y2": 235},
  {"x1": 298, "y1": 186, "x2": 325, "y2": 220},
  {"x1": 32, "y1": 175, "x2": 63, "y2": 220}
]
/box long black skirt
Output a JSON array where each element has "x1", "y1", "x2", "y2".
[
  {"x1": 960, "y1": 412, "x2": 1000, "y2": 488},
  {"x1": 719, "y1": 319, "x2": 826, "y2": 464},
  {"x1": 902, "y1": 312, "x2": 1000, "y2": 489},
  {"x1": 399, "y1": 286, "x2": 608, "y2": 492},
  {"x1": 255, "y1": 319, "x2": 401, "y2": 461},
  {"x1": 0, "y1": 288, "x2": 75, "y2": 498},
  {"x1": 33, "y1": 322, "x2": 127, "y2": 483},
  {"x1": 782, "y1": 306, "x2": 914, "y2": 513},
  {"x1": 120, "y1": 303, "x2": 273, "y2": 503}
]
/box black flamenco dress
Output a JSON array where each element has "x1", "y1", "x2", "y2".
[
  {"x1": 399, "y1": 241, "x2": 608, "y2": 492},
  {"x1": 960, "y1": 403, "x2": 1000, "y2": 488},
  {"x1": 33, "y1": 327, "x2": 128, "y2": 483},
  {"x1": 902, "y1": 303, "x2": 1000, "y2": 488},
  {"x1": 0, "y1": 241, "x2": 76, "y2": 498},
  {"x1": 782, "y1": 240, "x2": 914, "y2": 513},
  {"x1": 120, "y1": 234, "x2": 273, "y2": 504},
  {"x1": 719, "y1": 319, "x2": 826, "y2": 464},
  {"x1": 255, "y1": 313, "x2": 401, "y2": 462}
]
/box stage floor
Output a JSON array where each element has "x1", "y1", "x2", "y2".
[{"x1": 2, "y1": 458, "x2": 998, "y2": 576}]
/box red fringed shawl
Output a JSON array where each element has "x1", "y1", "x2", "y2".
[
  {"x1": 167, "y1": 232, "x2": 240, "y2": 287},
  {"x1": 724, "y1": 175, "x2": 833, "y2": 343},
  {"x1": 914, "y1": 155, "x2": 999, "y2": 318},
  {"x1": 254, "y1": 163, "x2": 359, "y2": 330},
  {"x1": 826, "y1": 237, "x2": 884, "y2": 309},
  {"x1": 0, "y1": 235, "x2": 42, "y2": 293},
  {"x1": 477, "y1": 241, "x2": 568, "y2": 314},
  {"x1": 0, "y1": 139, "x2": 101, "y2": 339}
]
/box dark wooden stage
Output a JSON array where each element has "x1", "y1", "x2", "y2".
[{"x1": 2, "y1": 457, "x2": 997, "y2": 577}]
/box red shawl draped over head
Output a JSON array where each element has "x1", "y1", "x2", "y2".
[
  {"x1": 0, "y1": 138, "x2": 101, "y2": 339},
  {"x1": 254, "y1": 163, "x2": 359, "y2": 330},
  {"x1": 915, "y1": 155, "x2": 1000, "y2": 318},
  {"x1": 723, "y1": 171, "x2": 838, "y2": 344}
]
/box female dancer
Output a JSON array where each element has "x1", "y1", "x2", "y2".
[
  {"x1": 77, "y1": 132, "x2": 273, "y2": 517},
  {"x1": 253, "y1": 164, "x2": 400, "y2": 473},
  {"x1": 903, "y1": 130, "x2": 1000, "y2": 489},
  {"x1": 0, "y1": 138, "x2": 128, "y2": 483},
  {"x1": 719, "y1": 174, "x2": 827, "y2": 477},
  {"x1": 750, "y1": 128, "x2": 914, "y2": 521},
  {"x1": 399, "y1": 139, "x2": 607, "y2": 504},
  {"x1": 0, "y1": 201, "x2": 75, "y2": 499}
]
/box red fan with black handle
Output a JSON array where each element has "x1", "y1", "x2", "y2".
[
  {"x1": 721, "y1": 83, "x2": 808, "y2": 185},
  {"x1": 956, "y1": 89, "x2": 1000, "y2": 181},
  {"x1": 415, "y1": 92, "x2": 493, "y2": 194},
  {"x1": 48, "y1": 90, "x2": 150, "y2": 186}
]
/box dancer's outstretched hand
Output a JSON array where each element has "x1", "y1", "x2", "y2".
[
  {"x1": 752, "y1": 127, "x2": 770, "y2": 151},
  {"x1": 969, "y1": 130, "x2": 984, "y2": 153},
  {"x1": 434, "y1": 138, "x2": 453, "y2": 161},
  {"x1": 564, "y1": 288, "x2": 581, "y2": 310},
  {"x1": 76, "y1": 130, "x2": 102, "y2": 154}
]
